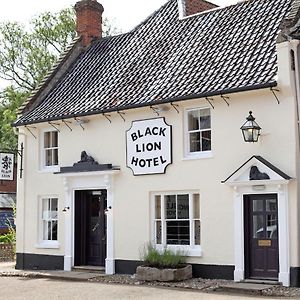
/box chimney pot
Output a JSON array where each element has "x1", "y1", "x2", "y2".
[{"x1": 75, "y1": 0, "x2": 104, "y2": 47}]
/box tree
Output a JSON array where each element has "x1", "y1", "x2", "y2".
[{"x1": 0, "y1": 8, "x2": 119, "y2": 149}]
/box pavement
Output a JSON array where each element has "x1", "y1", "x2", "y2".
[
  {"x1": 0, "y1": 261, "x2": 105, "y2": 281},
  {"x1": 0, "y1": 261, "x2": 280, "y2": 297},
  {"x1": 0, "y1": 277, "x2": 284, "y2": 300}
]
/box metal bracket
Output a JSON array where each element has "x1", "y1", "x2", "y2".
[
  {"x1": 17, "y1": 143, "x2": 24, "y2": 179},
  {"x1": 270, "y1": 87, "x2": 280, "y2": 104},
  {"x1": 220, "y1": 95, "x2": 230, "y2": 106},
  {"x1": 62, "y1": 120, "x2": 72, "y2": 131},
  {"x1": 25, "y1": 125, "x2": 37, "y2": 139},
  {"x1": 117, "y1": 111, "x2": 126, "y2": 122},
  {"x1": 205, "y1": 97, "x2": 215, "y2": 109},
  {"x1": 48, "y1": 121, "x2": 60, "y2": 133},
  {"x1": 171, "y1": 102, "x2": 180, "y2": 114},
  {"x1": 150, "y1": 106, "x2": 159, "y2": 116},
  {"x1": 74, "y1": 117, "x2": 85, "y2": 131},
  {"x1": 103, "y1": 113, "x2": 112, "y2": 123}
]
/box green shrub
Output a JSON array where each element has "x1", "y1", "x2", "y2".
[
  {"x1": 141, "y1": 243, "x2": 187, "y2": 269},
  {"x1": 0, "y1": 233, "x2": 14, "y2": 244}
]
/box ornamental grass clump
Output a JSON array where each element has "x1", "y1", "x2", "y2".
[{"x1": 141, "y1": 243, "x2": 187, "y2": 269}]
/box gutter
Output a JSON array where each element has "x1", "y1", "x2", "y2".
[{"x1": 13, "y1": 81, "x2": 277, "y2": 127}]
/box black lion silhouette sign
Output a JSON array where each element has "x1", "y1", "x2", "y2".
[{"x1": 249, "y1": 166, "x2": 270, "y2": 180}]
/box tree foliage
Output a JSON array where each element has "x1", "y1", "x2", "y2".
[{"x1": 0, "y1": 8, "x2": 119, "y2": 149}]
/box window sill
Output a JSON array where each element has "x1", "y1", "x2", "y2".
[
  {"x1": 155, "y1": 245, "x2": 202, "y2": 257},
  {"x1": 38, "y1": 166, "x2": 60, "y2": 174},
  {"x1": 35, "y1": 242, "x2": 60, "y2": 249},
  {"x1": 183, "y1": 151, "x2": 213, "y2": 161}
]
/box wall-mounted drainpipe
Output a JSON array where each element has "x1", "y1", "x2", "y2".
[
  {"x1": 290, "y1": 40, "x2": 300, "y2": 179},
  {"x1": 290, "y1": 40, "x2": 300, "y2": 270}
]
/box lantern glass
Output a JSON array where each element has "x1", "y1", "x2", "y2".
[{"x1": 241, "y1": 111, "x2": 261, "y2": 143}]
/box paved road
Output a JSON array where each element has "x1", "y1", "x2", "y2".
[{"x1": 0, "y1": 277, "x2": 284, "y2": 300}]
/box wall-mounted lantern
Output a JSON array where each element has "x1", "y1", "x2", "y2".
[{"x1": 240, "y1": 111, "x2": 261, "y2": 143}]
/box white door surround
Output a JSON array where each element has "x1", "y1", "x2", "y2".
[
  {"x1": 223, "y1": 156, "x2": 291, "y2": 287},
  {"x1": 59, "y1": 170, "x2": 119, "y2": 274}
]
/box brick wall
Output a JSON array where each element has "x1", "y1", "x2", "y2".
[
  {"x1": 75, "y1": 0, "x2": 104, "y2": 46},
  {"x1": 0, "y1": 243, "x2": 15, "y2": 262},
  {"x1": 0, "y1": 165, "x2": 17, "y2": 194},
  {"x1": 185, "y1": 0, "x2": 217, "y2": 16}
]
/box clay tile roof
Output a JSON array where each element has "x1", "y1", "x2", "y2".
[{"x1": 15, "y1": 0, "x2": 295, "y2": 126}]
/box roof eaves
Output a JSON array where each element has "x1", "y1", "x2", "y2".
[{"x1": 13, "y1": 81, "x2": 277, "y2": 127}]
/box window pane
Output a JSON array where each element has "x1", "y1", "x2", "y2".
[
  {"x1": 52, "y1": 132, "x2": 58, "y2": 147},
  {"x1": 156, "y1": 221, "x2": 162, "y2": 244},
  {"x1": 43, "y1": 220, "x2": 49, "y2": 240},
  {"x1": 155, "y1": 196, "x2": 161, "y2": 219},
  {"x1": 253, "y1": 215, "x2": 264, "y2": 238},
  {"x1": 51, "y1": 221, "x2": 58, "y2": 240},
  {"x1": 166, "y1": 221, "x2": 190, "y2": 245},
  {"x1": 253, "y1": 199, "x2": 263, "y2": 212},
  {"x1": 201, "y1": 131, "x2": 211, "y2": 151},
  {"x1": 266, "y1": 215, "x2": 277, "y2": 239},
  {"x1": 44, "y1": 132, "x2": 51, "y2": 148},
  {"x1": 51, "y1": 198, "x2": 58, "y2": 219},
  {"x1": 42, "y1": 199, "x2": 49, "y2": 220},
  {"x1": 177, "y1": 194, "x2": 189, "y2": 219},
  {"x1": 165, "y1": 195, "x2": 176, "y2": 219},
  {"x1": 194, "y1": 220, "x2": 201, "y2": 245},
  {"x1": 190, "y1": 132, "x2": 201, "y2": 152},
  {"x1": 52, "y1": 149, "x2": 58, "y2": 166},
  {"x1": 188, "y1": 110, "x2": 200, "y2": 131},
  {"x1": 266, "y1": 199, "x2": 277, "y2": 212},
  {"x1": 45, "y1": 150, "x2": 52, "y2": 166},
  {"x1": 193, "y1": 194, "x2": 200, "y2": 219},
  {"x1": 200, "y1": 109, "x2": 211, "y2": 129}
]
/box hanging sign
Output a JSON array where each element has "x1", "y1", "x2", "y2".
[
  {"x1": 0, "y1": 153, "x2": 14, "y2": 181},
  {"x1": 126, "y1": 118, "x2": 172, "y2": 175}
]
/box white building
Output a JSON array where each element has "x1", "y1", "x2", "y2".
[{"x1": 13, "y1": 0, "x2": 300, "y2": 287}]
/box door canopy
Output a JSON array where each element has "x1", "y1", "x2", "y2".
[{"x1": 222, "y1": 155, "x2": 291, "y2": 186}]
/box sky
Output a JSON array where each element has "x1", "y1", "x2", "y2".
[{"x1": 0, "y1": 0, "x2": 238, "y2": 32}]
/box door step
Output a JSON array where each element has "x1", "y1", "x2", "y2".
[
  {"x1": 218, "y1": 282, "x2": 277, "y2": 296},
  {"x1": 243, "y1": 279, "x2": 281, "y2": 285},
  {"x1": 72, "y1": 266, "x2": 105, "y2": 273}
]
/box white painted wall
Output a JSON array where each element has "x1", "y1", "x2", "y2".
[{"x1": 16, "y1": 85, "x2": 298, "y2": 267}]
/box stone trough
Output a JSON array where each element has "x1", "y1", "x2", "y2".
[{"x1": 136, "y1": 264, "x2": 192, "y2": 282}]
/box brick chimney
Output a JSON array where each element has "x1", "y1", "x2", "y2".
[
  {"x1": 75, "y1": 0, "x2": 104, "y2": 47},
  {"x1": 178, "y1": 0, "x2": 218, "y2": 17}
]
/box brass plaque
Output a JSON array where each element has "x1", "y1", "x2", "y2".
[{"x1": 258, "y1": 240, "x2": 271, "y2": 247}]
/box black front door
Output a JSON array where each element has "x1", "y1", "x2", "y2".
[
  {"x1": 244, "y1": 194, "x2": 279, "y2": 280},
  {"x1": 75, "y1": 190, "x2": 107, "y2": 266}
]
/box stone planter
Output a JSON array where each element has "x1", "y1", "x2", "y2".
[{"x1": 136, "y1": 264, "x2": 192, "y2": 282}]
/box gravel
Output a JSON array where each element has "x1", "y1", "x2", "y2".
[{"x1": 89, "y1": 274, "x2": 300, "y2": 297}]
